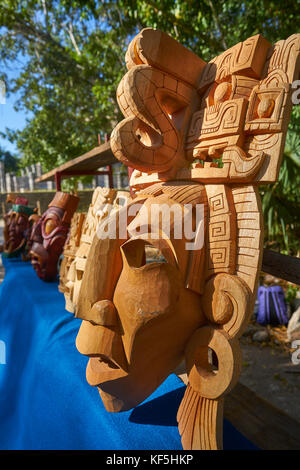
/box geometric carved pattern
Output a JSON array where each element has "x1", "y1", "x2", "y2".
[
  {"x1": 205, "y1": 185, "x2": 236, "y2": 277},
  {"x1": 209, "y1": 193, "x2": 225, "y2": 213},
  {"x1": 209, "y1": 246, "x2": 229, "y2": 265},
  {"x1": 211, "y1": 221, "x2": 226, "y2": 238},
  {"x1": 209, "y1": 218, "x2": 229, "y2": 240}
]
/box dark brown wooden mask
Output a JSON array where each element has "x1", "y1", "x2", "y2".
[
  {"x1": 30, "y1": 192, "x2": 79, "y2": 281},
  {"x1": 1, "y1": 201, "x2": 35, "y2": 258}
]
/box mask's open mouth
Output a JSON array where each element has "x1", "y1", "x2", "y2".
[
  {"x1": 86, "y1": 356, "x2": 127, "y2": 387},
  {"x1": 98, "y1": 355, "x2": 120, "y2": 370}
]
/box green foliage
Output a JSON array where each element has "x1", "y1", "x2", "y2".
[
  {"x1": 0, "y1": 1, "x2": 300, "y2": 252},
  {"x1": 1, "y1": 0, "x2": 300, "y2": 169},
  {"x1": 285, "y1": 284, "x2": 299, "y2": 305},
  {"x1": 0, "y1": 0, "x2": 132, "y2": 170},
  {"x1": 260, "y1": 130, "x2": 300, "y2": 256},
  {"x1": 61, "y1": 174, "x2": 94, "y2": 192},
  {"x1": 0, "y1": 146, "x2": 19, "y2": 173}
]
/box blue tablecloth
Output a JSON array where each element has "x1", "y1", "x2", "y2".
[{"x1": 0, "y1": 256, "x2": 257, "y2": 450}]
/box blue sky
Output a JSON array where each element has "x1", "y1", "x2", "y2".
[
  {"x1": 0, "y1": 94, "x2": 28, "y2": 156},
  {"x1": 0, "y1": 61, "x2": 32, "y2": 157}
]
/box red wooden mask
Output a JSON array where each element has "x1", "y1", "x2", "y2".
[{"x1": 30, "y1": 192, "x2": 79, "y2": 281}]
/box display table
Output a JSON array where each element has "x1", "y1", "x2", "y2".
[{"x1": 0, "y1": 256, "x2": 257, "y2": 450}]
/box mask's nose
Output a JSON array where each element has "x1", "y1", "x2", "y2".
[
  {"x1": 8, "y1": 212, "x2": 16, "y2": 227},
  {"x1": 75, "y1": 300, "x2": 128, "y2": 372},
  {"x1": 75, "y1": 299, "x2": 118, "y2": 327}
]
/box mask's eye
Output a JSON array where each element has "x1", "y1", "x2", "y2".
[
  {"x1": 44, "y1": 219, "x2": 58, "y2": 235},
  {"x1": 115, "y1": 197, "x2": 127, "y2": 207},
  {"x1": 122, "y1": 239, "x2": 172, "y2": 269},
  {"x1": 145, "y1": 245, "x2": 167, "y2": 264}
]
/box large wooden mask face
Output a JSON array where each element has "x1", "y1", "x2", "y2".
[
  {"x1": 75, "y1": 29, "x2": 300, "y2": 449},
  {"x1": 30, "y1": 192, "x2": 79, "y2": 281},
  {"x1": 76, "y1": 185, "x2": 207, "y2": 411}
]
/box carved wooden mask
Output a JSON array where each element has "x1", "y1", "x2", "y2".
[
  {"x1": 30, "y1": 192, "x2": 79, "y2": 281},
  {"x1": 62, "y1": 188, "x2": 126, "y2": 314},
  {"x1": 75, "y1": 29, "x2": 300, "y2": 449},
  {"x1": 76, "y1": 184, "x2": 207, "y2": 411},
  {"x1": 58, "y1": 211, "x2": 86, "y2": 310},
  {"x1": 1, "y1": 195, "x2": 35, "y2": 258}
]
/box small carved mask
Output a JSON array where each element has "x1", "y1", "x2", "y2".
[
  {"x1": 30, "y1": 192, "x2": 79, "y2": 281},
  {"x1": 2, "y1": 198, "x2": 35, "y2": 258}
]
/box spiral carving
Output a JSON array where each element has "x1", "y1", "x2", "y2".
[
  {"x1": 202, "y1": 273, "x2": 252, "y2": 338},
  {"x1": 111, "y1": 64, "x2": 196, "y2": 174}
]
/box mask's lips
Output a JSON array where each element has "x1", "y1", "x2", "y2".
[
  {"x1": 86, "y1": 356, "x2": 128, "y2": 386},
  {"x1": 98, "y1": 354, "x2": 120, "y2": 369}
]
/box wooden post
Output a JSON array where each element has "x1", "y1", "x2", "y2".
[
  {"x1": 55, "y1": 172, "x2": 62, "y2": 191},
  {"x1": 107, "y1": 165, "x2": 113, "y2": 188}
]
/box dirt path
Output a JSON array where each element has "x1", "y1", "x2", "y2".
[{"x1": 240, "y1": 331, "x2": 300, "y2": 422}]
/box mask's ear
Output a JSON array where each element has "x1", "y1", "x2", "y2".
[{"x1": 177, "y1": 273, "x2": 251, "y2": 450}]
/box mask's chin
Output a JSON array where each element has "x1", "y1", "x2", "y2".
[
  {"x1": 35, "y1": 264, "x2": 44, "y2": 279},
  {"x1": 86, "y1": 356, "x2": 156, "y2": 412},
  {"x1": 98, "y1": 387, "x2": 132, "y2": 413},
  {"x1": 31, "y1": 255, "x2": 44, "y2": 278}
]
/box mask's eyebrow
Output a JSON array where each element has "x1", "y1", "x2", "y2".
[{"x1": 43, "y1": 213, "x2": 60, "y2": 221}]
